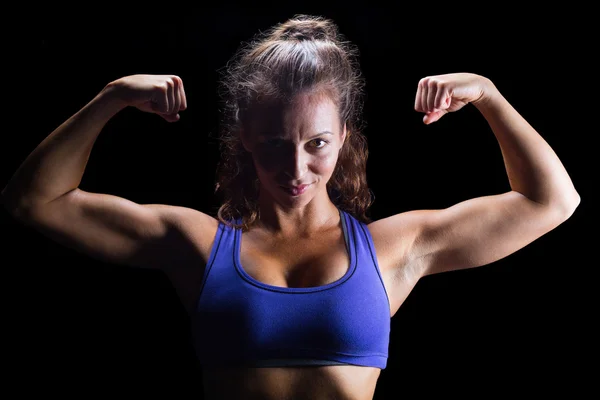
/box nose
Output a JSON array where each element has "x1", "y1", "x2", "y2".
[{"x1": 283, "y1": 147, "x2": 308, "y2": 180}]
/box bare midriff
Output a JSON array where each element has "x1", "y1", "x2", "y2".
[{"x1": 201, "y1": 364, "x2": 381, "y2": 400}]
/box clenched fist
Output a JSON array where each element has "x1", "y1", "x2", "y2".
[
  {"x1": 107, "y1": 74, "x2": 188, "y2": 122},
  {"x1": 414, "y1": 73, "x2": 495, "y2": 125}
]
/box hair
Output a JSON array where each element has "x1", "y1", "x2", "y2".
[{"x1": 214, "y1": 14, "x2": 374, "y2": 230}]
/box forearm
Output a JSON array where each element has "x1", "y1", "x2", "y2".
[
  {"x1": 474, "y1": 83, "x2": 580, "y2": 213},
  {"x1": 1, "y1": 83, "x2": 126, "y2": 214}
]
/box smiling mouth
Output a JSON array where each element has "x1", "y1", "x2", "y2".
[{"x1": 280, "y1": 184, "x2": 311, "y2": 196}]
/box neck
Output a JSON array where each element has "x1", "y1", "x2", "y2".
[{"x1": 255, "y1": 191, "x2": 340, "y2": 238}]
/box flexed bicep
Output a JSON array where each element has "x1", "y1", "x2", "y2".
[
  {"x1": 23, "y1": 188, "x2": 216, "y2": 270},
  {"x1": 370, "y1": 190, "x2": 573, "y2": 281},
  {"x1": 411, "y1": 191, "x2": 570, "y2": 276}
]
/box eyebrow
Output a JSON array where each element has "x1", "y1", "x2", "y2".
[
  {"x1": 311, "y1": 131, "x2": 334, "y2": 139},
  {"x1": 259, "y1": 131, "x2": 334, "y2": 140}
]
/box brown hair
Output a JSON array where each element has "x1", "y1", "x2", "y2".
[{"x1": 214, "y1": 14, "x2": 374, "y2": 230}]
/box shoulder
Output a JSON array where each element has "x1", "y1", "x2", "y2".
[
  {"x1": 148, "y1": 204, "x2": 221, "y2": 265},
  {"x1": 366, "y1": 210, "x2": 429, "y2": 278}
]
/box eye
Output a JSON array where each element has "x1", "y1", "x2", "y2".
[{"x1": 310, "y1": 138, "x2": 328, "y2": 149}]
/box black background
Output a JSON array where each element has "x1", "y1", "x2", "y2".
[{"x1": 2, "y1": 5, "x2": 594, "y2": 399}]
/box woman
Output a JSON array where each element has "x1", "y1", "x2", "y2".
[{"x1": 1, "y1": 14, "x2": 580, "y2": 400}]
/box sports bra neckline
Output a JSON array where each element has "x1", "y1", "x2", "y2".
[{"x1": 233, "y1": 209, "x2": 357, "y2": 293}]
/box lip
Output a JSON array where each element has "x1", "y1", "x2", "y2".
[{"x1": 280, "y1": 184, "x2": 311, "y2": 196}]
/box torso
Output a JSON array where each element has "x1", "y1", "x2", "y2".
[{"x1": 164, "y1": 211, "x2": 419, "y2": 400}]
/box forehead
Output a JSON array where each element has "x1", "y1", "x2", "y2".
[{"x1": 247, "y1": 92, "x2": 340, "y2": 135}]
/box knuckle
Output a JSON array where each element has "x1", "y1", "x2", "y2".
[
  {"x1": 154, "y1": 82, "x2": 169, "y2": 92},
  {"x1": 429, "y1": 78, "x2": 441, "y2": 89}
]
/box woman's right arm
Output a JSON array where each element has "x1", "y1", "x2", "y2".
[{"x1": 1, "y1": 75, "x2": 217, "y2": 270}]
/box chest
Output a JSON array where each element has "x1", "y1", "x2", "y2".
[
  {"x1": 239, "y1": 230, "x2": 350, "y2": 289},
  {"x1": 170, "y1": 222, "x2": 411, "y2": 318}
]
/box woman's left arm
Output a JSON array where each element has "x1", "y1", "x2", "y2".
[
  {"x1": 370, "y1": 73, "x2": 580, "y2": 279},
  {"x1": 467, "y1": 74, "x2": 580, "y2": 210}
]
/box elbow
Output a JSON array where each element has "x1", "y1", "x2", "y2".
[
  {"x1": 566, "y1": 192, "x2": 581, "y2": 217},
  {"x1": 1, "y1": 186, "x2": 19, "y2": 217},
  {"x1": 554, "y1": 190, "x2": 581, "y2": 221},
  {"x1": 1, "y1": 197, "x2": 27, "y2": 222},
  {"x1": 1, "y1": 186, "x2": 35, "y2": 222}
]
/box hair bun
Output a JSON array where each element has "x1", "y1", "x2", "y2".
[{"x1": 277, "y1": 15, "x2": 337, "y2": 41}]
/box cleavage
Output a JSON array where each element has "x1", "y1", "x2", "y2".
[{"x1": 240, "y1": 230, "x2": 349, "y2": 288}]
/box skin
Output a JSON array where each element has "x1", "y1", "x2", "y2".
[
  {"x1": 1, "y1": 73, "x2": 580, "y2": 399},
  {"x1": 240, "y1": 91, "x2": 347, "y2": 237}
]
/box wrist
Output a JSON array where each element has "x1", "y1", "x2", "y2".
[
  {"x1": 472, "y1": 77, "x2": 503, "y2": 111},
  {"x1": 94, "y1": 81, "x2": 129, "y2": 118}
]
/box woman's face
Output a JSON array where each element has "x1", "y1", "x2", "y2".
[{"x1": 242, "y1": 92, "x2": 346, "y2": 208}]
